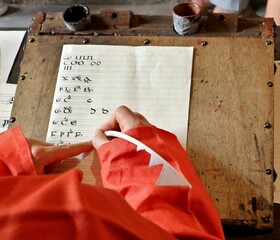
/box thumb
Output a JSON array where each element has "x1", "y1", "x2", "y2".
[{"x1": 92, "y1": 129, "x2": 109, "y2": 150}]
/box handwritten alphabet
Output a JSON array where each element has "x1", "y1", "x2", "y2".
[
  {"x1": 1, "y1": 119, "x2": 9, "y2": 128},
  {"x1": 47, "y1": 44, "x2": 192, "y2": 147},
  {"x1": 48, "y1": 53, "x2": 109, "y2": 145},
  {"x1": 63, "y1": 55, "x2": 101, "y2": 71},
  {"x1": 0, "y1": 87, "x2": 16, "y2": 133},
  {"x1": 51, "y1": 129, "x2": 83, "y2": 138}
]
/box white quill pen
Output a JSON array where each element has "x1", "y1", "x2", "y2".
[{"x1": 105, "y1": 130, "x2": 192, "y2": 188}]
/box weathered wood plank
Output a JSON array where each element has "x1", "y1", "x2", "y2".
[
  {"x1": 29, "y1": 11, "x2": 268, "y2": 38},
  {"x1": 10, "y1": 12, "x2": 275, "y2": 229}
]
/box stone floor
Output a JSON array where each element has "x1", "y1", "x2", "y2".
[{"x1": 0, "y1": 0, "x2": 266, "y2": 29}]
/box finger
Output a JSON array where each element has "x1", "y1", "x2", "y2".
[
  {"x1": 133, "y1": 112, "x2": 151, "y2": 125},
  {"x1": 43, "y1": 141, "x2": 93, "y2": 166},
  {"x1": 117, "y1": 108, "x2": 151, "y2": 132},
  {"x1": 100, "y1": 105, "x2": 132, "y2": 131},
  {"x1": 27, "y1": 138, "x2": 54, "y2": 147},
  {"x1": 101, "y1": 105, "x2": 151, "y2": 132},
  {"x1": 92, "y1": 129, "x2": 110, "y2": 149},
  {"x1": 100, "y1": 110, "x2": 121, "y2": 132},
  {"x1": 115, "y1": 106, "x2": 140, "y2": 132}
]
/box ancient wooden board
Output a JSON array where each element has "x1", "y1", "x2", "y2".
[
  {"x1": 274, "y1": 61, "x2": 280, "y2": 204},
  {"x1": 9, "y1": 13, "x2": 274, "y2": 229}
]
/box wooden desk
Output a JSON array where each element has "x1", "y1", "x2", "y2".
[
  {"x1": 274, "y1": 60, "x2": 280, "y2": 204},
  {"x1": 8, "y1": 10, "x2": 275, "y2": 231},
  {"x1": 225, "y1": 203, "x2": 280, "y2": 239}
]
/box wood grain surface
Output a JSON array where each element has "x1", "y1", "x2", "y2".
[
  {"x1": 9, "y1": 12, "x2": 275, "y2": 229},
  {"x1": 274, "y1": 61, "x2": 280, "y2": 204}
]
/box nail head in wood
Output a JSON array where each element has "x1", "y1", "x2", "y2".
[
  {"x1": 263, "y1": 122, "x2": 272, "y2": 129},
  {"x1": 262, "y1": 216, "x2": 270, "y2": 224},
  {"x1": 267, "y1": 82, "x2": 273, "y2": 87},
  {"x1": 242, "y1": 220, "x2": 249, "y2": 226},
  {"x1": 10, "y1": 117, "x2": 16, "y2": 123},
  {"x1": 19, "y1": 75, "x2": 25, "y2": 80},
  {"x1": 143, "y1": 39, "x2": 150, "y2": 45},
  {"x1": 201, "y1": 41, "x2": 208, "y2": 46}
]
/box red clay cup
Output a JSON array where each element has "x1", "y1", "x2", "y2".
[{"x1": 173, "y1": 2, "x2": 202, "y2": 35}]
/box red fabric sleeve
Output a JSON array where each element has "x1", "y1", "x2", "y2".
[
  {"x1": 0, "y1": 127, "x2": 36, "y2": 176},
  {"x1": 0, "y1": 127, "x2": 176, "y2": 239},
  {"x1": 0, "y1": 170, "x2": 176, "y2": 240},
  {"x1": 98, "y1": 126, "x2": 225, "y2": 239}
]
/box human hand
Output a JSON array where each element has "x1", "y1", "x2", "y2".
[
  {"x1": 27, "y1": 139, "x2": 93, "y2": 174},
  {"x1": 265, "y1": 0, "x2": 280, "y2": 26},
  {"x1": 92, "y1": 105, "x2": 152, "y2": 149}
]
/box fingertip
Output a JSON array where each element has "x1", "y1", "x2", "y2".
[
  {"x1": 92, "y1": 129, "x2": 109, "y2": 150},
  {"x1": 83, "y1": 140, "x2": 95, "y2": 151}
]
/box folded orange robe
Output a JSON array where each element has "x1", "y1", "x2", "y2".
[{"x1": 0, "y1": 126, "x2": 225, "y2": 239}]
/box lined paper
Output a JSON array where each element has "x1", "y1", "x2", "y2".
[
  {"x1": 0, "y1": 31, "x2": 24, "y2": 133},
  {"x1": 46, "y1": 45, "x2": 193, "y2": 147},
  {"x1": 0, "y1": 31, "x2": 25, "y2": 84},
  {"x1": 0, "y1": 83, "x2": 16, "y2": 133}
]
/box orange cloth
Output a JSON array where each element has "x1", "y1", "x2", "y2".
[
  {"x1": 0, "y1": 126, "x2": 225, "y2": 239},
  {"x1": 99, "y1": 126, "x2": 225, "y2": 239}
]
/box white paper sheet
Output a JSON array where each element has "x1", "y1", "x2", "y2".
[
  {"x1": 0, "y1": 31, "x2": 25, "y2": 84},
  {"x1": 0, "y1": 31, "x2": 25, "y2": 133},
  {"x1": 46, "y1": 44, "x2": 193, "y2": 147},
  {"x1": 0, "y1": 83, "x2": 17, "y2": 133}
]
